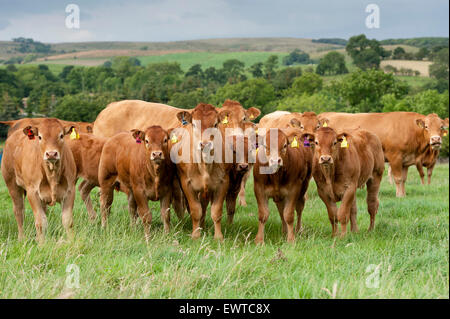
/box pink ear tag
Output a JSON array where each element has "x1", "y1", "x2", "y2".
[
  {"x1": 303, "y1": 136, "x2": 310, "y2": 147},
  {"x1": 136, "y1": 137, "x2": 142, "y2": 144}
]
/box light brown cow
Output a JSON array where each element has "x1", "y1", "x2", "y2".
[
  {"x1": 0, "y1": 118, "x2": 93, "y2": 137},
  {"x1": 259, "y1": 111, "x2": 323, "y2": 137},
  {"x1": 93, "y1": 100, "x2": 185, "y2": 138},
  {"x1": 171, "y1": 103, "x2": 235, "y2": 240},
  {"x1": 93, "y1": 99, "x2": 260, "y2": 136},
  {"x1": 1, "y1": 118, "x2": 77, "y2": 243},
  {"x1": 319, "y1": 112, "x2": 448, "y2": 197},
  {"x1": 98, "y1": 126, "x2": 182, "y2": 240},
  {"x1": 225, "y1": 135, "x2": 255, "y2": 224},
  {"x1": 65, "y1": 133, "x2": 108, "y2": 220},
  {"x1": 303, "y1": 127, "x2": 384, "y2": 237},
  {"x1": 253, "y1": 128, "x2": 313, "y2": 244},
  {"x1": 388, "y1": 145, "x2": 442, "y2": 185}
]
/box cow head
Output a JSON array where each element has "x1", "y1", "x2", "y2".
[
  {"x1": 302, "y1": 127, "x2": 349, "y2": 166},
  {"x1": 416, "y1": 114, "x2": 449, "y2": 150},
  {"x1": 220, "y1": 100, "x2": 260, "y2": 135},
  {"x1": 23, "y1": 118, "x2": 73, "y2": 166},
  {"x1": 226, "y1": 135, "x2": 254, "y2": 173},
  {"x1": 289, "y1": 112, "x2": 324, "y2": 134},
  {"x1": 177, "y1": 103, "x2": 229, "y2": 153},
  {"x1": 258, "y1": 128, "x2": 292, "y2": 173},
  {"x1": 132, "y1": 126, "x2": 169, "y2": 164}
]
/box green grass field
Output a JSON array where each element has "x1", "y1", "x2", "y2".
[
  {"x1": 0, "y1": 164, "x2": 448, "y2": 298},
  {"x1": 138, "y1": 51, "x2": 289, "y2": 71}
]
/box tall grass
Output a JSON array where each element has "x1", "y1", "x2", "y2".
[{"x1": 0, "y1": 164, "x2": 448, "y2": 298}]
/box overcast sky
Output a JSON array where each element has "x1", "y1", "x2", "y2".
[{"x1": 0, "y1": 0, "x2": 448, "y2": 43}]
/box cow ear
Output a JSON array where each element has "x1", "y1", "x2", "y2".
[
  {"x1": 86, "y1": 125, "x2": 93, "y2": 133},
  {"x1": 177, "y1": 111, "x2": 192, "y2": 125},
  {"x1": 289, "y1": 118, "x2": 302, "y2": 128},
  {"x1": 336, "y1": 132, "x2": 350, "y2": 142},
  {"x1": 131, "y1": 129, "x2": 145, "y2": 143},
  {"x1": 245, "y1": 107, "x2": 261, "y2": 121},
  {"x1": 64, "y1": 125, "x2": 76, "y2": 135},
  {"x1": 23, "y1": 126, "x2": 38, "y2": 140},
  {"x1": 218, "y1": 110, "x2": 231, "y2": 123},
  {"x1": 416, "y1": 119, "x2": 425, "y2": 129},
  {"x1": 444, "y1": 118, "x2": 449, "y2": 128},
  {"x1": 301, "y1": 132, "x2": 315, "y2": 144},
  {"x1": 320, "y1": 118, "x2": 330, "y2": 127}
]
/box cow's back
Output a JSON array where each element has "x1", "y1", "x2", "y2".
[
  {"x1": 350, "y1": 130, "x2": 385, "y2": 187},
  {"x1": 93, "y1": 100, "x2": 184, "y2": 137},
  {"x1": 258, "y1": 111, "x2": 299, "y2": 129},
  {"x1": 67, "y1": 133, "x2": 106, "y2": 185},
  {"x1": 320, "y1": 112, "x2": 424, "y2": 154}
]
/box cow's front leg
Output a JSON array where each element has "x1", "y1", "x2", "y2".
[
  {"x1": 27, "y1": 190, "x2": 48, "y2": 244},
  {"x1": 283, "y1": 196, "x2": 298, "y2": 243},
  {"x1": 254, "y1": 182, "x2": 269, "y2": 245},
  {"x1": 160, "y1": 194, "x2": 172, "y2": 233},
  {"x1": 211, "y1": 186, "x2": 228, "y2": 241},
  {"x1": 61, "y1": 187, "x2": 76, "y2": 241},
  {"x1": 337, "y1": 185, "x2": 357, "y2": 237}
]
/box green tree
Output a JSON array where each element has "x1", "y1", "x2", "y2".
[
  {"x1": 222, "y1": 59, "x2": 246, "y2": 84},
  {"x1": 329, "y1": 69, "x2": 409, "y2": 112},
  {"x1": 346, "y1": 34, "x2": 388, "y2": 69},
  {"x1": 429, "y1": 48, "x2": 449, "y2": 81},
  {"x1": 0, "y1": 92, "x2": 19, "y2": 137},
  {"x1": 316, "y1": 51, "x2": 348, "y2": 75},
  {"x1": 282, "y1": 49, "x2": 311, "y2": 65},
  {"x1": 212, "y1": 78, "x2": 276, "y2": 116},
  {"x1": 286, "y1": 72, "x2": 323, "y2": 96},
  {"x1": 392, "y1": 47, "x2": 406, "y2": 59},
  {"x1": 264, "y1": 55, "x2": 279, "y2": 80},
  {"x1": 249, "y1": 62, "x2": 264, "y2": 78}
]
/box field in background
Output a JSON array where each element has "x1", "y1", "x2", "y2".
[
  {"x1": 0, "y1": 164, "x2": 448, "y2": 298},
  {"x1": 381, "y1": 60, "x2": 433, "y2": 77}
]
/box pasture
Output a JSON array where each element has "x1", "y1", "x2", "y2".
[{"x1": 0, "y1": 163, "x2": 448, "y2": 298}]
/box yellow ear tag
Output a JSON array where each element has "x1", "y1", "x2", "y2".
[
  {"x1": 323, "y1": 122, "x2": 328, "y2": 127},
  {"x1": 222, "y1": 116, "x2": 229, "y2": 125},
  {"x1": 444, "y1": 132, "x2": 448, "y2": 137},
  {"x1": 255, "y1": 147, "x2": 259, "y2": 156},
  {"x1": 171, "y1": 134, "x2": 178, "y2": 144},
  {"x1": 250, "y1": 114, "x2": 254, "y2": 119},
  {"x1": 341, "y1": 136, "x2": 348, "y2": 148},
  {"x1": 291, "y1": 137, "x2": 299, "y2": 148},
  {"x1": 70, "y1": 128, "x2": 79, "y2": 140}
]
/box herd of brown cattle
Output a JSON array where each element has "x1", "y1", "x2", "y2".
[{"x1": 1, "y1": 99, "x2": 448, "y2": 244}]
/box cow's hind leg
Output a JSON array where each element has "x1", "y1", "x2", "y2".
[
  {"x1": 79, "y1": 180, "x2": 97, "y2": 221},
  {"x1": 238, "y1": 171, "x2": 250, "y2": 207},
  {"x1": 127, "y1": 192, "x2": 138, "y2": 225},
  {"x1": 350, "y1": 198, "x2": 359, "y2": 233},
  {"x1": 275, "y1": 201, "x2": 287, "y2": 234},
  {"x1": 99, "y1": 176, "x2": 115, "y2": 227},
  {"x1": 366, "y1": 175, "x2": 382, "y2": 232},
  {"x1": 389, "y1": 160, "x2": 405, "y2": 197}
]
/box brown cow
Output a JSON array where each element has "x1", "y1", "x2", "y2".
[
  {"x1": 225, "y1": 135, "x2": 255, "y2": 224},
  {"x1": 93, "y1": 99, "x2": 261, "y2": 138},
  {"x1": 98, "y1": 126, "x2": 181, "y2": 240},
  {"x1": 388, "y1": 145, "x2": 441, "y2": 185},
  {"x1": 0, "y1": 118, "x2": 93, "y2": 137},
  {"x1": 303, "y1": 127, "x2": 384, "y2": 237},
  {"x1": 171, "y1": 103, "x2": 235, "y2": 240},
  {"x1": 65, "y1": 133, "x2": 108, "y2": 220},
  {"x1": 1, "y1": 118, "x2": 77, "y2": 243},
  {"x1": 319, "y1": 112, "x2": 448, "y2": 197},
  {"x1": 253, "y1": 128, "x2": 313, "y2": 244}
]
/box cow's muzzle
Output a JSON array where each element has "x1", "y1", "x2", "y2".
[
  {"x1": 430, "y1": 136, "x2": 442, "y2": 150},
  {"x1": 319, "y1": 155, "x2": 333, "y2": 165},
  {"x1": 151, "y1": 151, "x2": 164, "y2": 161},
  {"x1": 44, "y1": 150, "x2": 60, "y2": 162}
]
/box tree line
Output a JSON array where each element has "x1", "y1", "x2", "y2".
[{"x1": 1, "y1": 34, "x2": 448, "y2": 153}]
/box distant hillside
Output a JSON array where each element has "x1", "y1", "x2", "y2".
[{"x1": 380, "y1": 37, "x2": 449, "y2": 48}]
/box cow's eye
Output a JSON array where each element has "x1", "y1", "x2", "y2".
[
  {"x1": 60, "y1": 134, "x2": 64, "y2": 139},
  {"x1": 300, "y1": 125, "x2": 304, "y2": 129},
  {"x1": 38, "y1": 135, "x2": 42, "y2": 140},
  {"x1": 145, "y1": 139, "x2": 149, "y2": 144},
  {"x1": 315, "y1": 141, "x2": 318, "y2": 145},
  {"x1": 164, "y1": 138, "x2": 167, "y2": 143},
  {"x1": 425, "y1": 125, "x2": 428, "y2": 129},
  {"x1": 333, "y1": 141, "x2": 337, "y2": 145}
]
